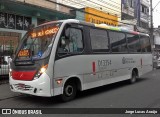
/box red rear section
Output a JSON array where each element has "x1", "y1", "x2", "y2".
[{"x1": 12, "y1": 70, "x2": 37, "y2": 81}]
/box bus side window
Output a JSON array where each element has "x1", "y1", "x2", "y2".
[
  {"x1": 109, "y1": 31, "x2": 127, "y2": 53},
  {"x1": 140, "y1": 35, "x2": 151, "y2": 53},
  {"x1": 127, "y1": 34, "x2": 141, "y2": 53},
  {"x1": 69, "y1": 28, "x2": 83, "y2": 52},
  {"x1": 90, "y1": 28, "x2": 109, "y2": 53},
  {"x1": 57, "y1": 27, "x2": 83, "y2": 56}
]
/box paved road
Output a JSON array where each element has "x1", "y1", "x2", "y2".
[{"x1": 0, "y1": 69, "x2": 160, "y2": 117}]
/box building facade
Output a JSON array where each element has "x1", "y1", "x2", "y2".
[
  {"x1": 71, "y1": 7, "x2": 118, "y2": 26},
  {"x1": 153, "y1": 26, "x2": 160, "y2": 56},
  {"x1": 61, "y1": 0, "x2": 121, "y2": 25},
  {"x1": 85, "y1": 7, "x2": 118, "y2": 26},
  {"x1": 61, "y1": 0, "x2": 121, "y2": 17},
  {"x1": 121, "y1": 0, "x2": 150, "y2": 32}
]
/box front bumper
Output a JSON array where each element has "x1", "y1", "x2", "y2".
[{"x1": 9, "y1": 72, "x2": 52, "y2": 97}]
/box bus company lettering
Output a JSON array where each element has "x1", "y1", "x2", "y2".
[
  {"x1": 98, "y1": 60, "x2": 111, "y2": 70},
  {"x1": 122, "y1": 57, "x2": 135, "y2": 64}
]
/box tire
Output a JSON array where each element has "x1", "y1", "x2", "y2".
[
  {"x1": 61, "y1": 81, "x2": 77, "y2": 102},
  {"x1": 129, "y1": 71, "x2": 137, "y2": 84}
]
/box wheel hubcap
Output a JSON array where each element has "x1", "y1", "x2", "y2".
[{"x1": 65, "y1": 85, "x2": 73, "y2": 96}]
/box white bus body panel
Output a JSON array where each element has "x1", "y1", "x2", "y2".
[{"x1": 53, "y1": 54, "x2": 152, "y2": 93}]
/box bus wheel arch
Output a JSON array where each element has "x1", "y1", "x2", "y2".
[
  {"x1": 61, "y1": 77, "x2": 82, "y2": 102},
  {"x1": 130, "y1": 68, "x2": 139, "y2": 84}
]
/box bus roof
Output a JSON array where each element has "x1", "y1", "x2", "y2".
[
  {"x1": 94, "y1": 24, "x2": 149, "y2": 36},
  {"x1": 38, "y1": 19, "x2": 149, "y2": 36}
]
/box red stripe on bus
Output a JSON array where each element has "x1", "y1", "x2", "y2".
[
  {"x1": 141, "y1": 58, "x2": 143, "y2": 67},
  {"x1": 12, "y1": 70, "x2": 36, "y2": 81},
  {"x1": 92, "y1": 62, "x2": 96, "y2": 75}
]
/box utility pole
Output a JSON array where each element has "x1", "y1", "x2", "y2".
[{"x1": 150, "y1": 0, "x2": 154, "y2": 46}]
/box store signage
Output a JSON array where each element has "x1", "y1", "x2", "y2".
[{"x1": 0, "y1": 12, "x2": 31, "y2": 30}]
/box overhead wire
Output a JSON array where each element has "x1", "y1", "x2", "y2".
[
  {"x1": 153, "y1": 1, "x2": 160, "y2": 11},
  {"x1": 107, "y1": 0, "x2": 121, "y2": 6},
  {"x1": 87, "y1": 0, "x2": 121, "y2": 14},
  {"x1": 46, "y1": 0, "x2": 131, "y2": 25},
  {"x1": 63, "y1": 0, "x2": 148, "y2": 20},
  {"x1": 97, "y1": 0, "x2": 121, "y2": 9},
  {"x1": 63, "y1": 0, "x2": 121, "y2": 17}
]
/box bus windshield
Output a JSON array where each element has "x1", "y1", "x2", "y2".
[{"x1": 16, "y1": 22, "x2": 61, "y2": 61}]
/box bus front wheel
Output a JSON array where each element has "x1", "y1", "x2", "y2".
[{"x1": 61, "y1": 81, "x2": 77, "y2": 102}]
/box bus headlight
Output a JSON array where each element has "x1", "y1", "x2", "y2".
[
  {"x1": 34, "y1": 64, "x2": 48, "y2": 79},
  {"x1": 9, "y1": 68, "x2": 12, "y2": 77},
  {"x1": 40, "y1": 67, "x2": 47, "y2": 73}
]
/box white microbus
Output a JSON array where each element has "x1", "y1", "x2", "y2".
[{"x1": 9, "y1": 19, "x2": 153, "y2": 101}]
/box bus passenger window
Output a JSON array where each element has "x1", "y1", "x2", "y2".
[
  {"x1": 127, "y1": 34, "x2": 141, "y2": 53},
  {"x1": 57, "y1": 36, "x2": 71, "y2": 54},
  {"x1": 90, "y1": 28, "x2": 109, "y2": 53},
  {"x1": 109, "y1": 31, "x2": 127, "y2": 53},
  {"x1": 140, "y1": 35, "x2": 151, "y2": 53},
  {"x1": 57, "y1": 27, "x2": 83, "y2": 55}
]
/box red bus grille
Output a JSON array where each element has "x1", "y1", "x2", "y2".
[{"x1": 12, "y1": 70, "x2": 36, "y2": 81}]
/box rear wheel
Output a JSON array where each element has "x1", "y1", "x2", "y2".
[
  {"x1": 61, "y1": 81, "x2": 77, "y2": 102},
  {"x1": 129, "y1": 71, "x2": 137, "y2": 84}
]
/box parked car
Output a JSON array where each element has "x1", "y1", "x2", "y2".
[
  {"x1": 0, "y1": 56, "x2": 11, "y2": 76},
  {"x1": 156, "y1": 57, "x2": 160, "y2": 68},
  {"x1": 153, "y1": 56, "x2": 160, "y2": 69}
]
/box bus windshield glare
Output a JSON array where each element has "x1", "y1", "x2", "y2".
[{"x1": 16, "y1": 23, "x2": 61, "y2": 61}]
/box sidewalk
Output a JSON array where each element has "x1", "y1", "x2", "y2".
[{"x1": 0, "y1": 83, "x2": 20, "y2": 100}]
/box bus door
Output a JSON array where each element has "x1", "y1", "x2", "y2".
[{"x1": 54, "y1": 24, "x2": 84, "y2": 88}]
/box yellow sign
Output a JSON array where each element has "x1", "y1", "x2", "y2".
[{"x1": 85, "y1": 7, "x2": 118, "y2": 26}]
